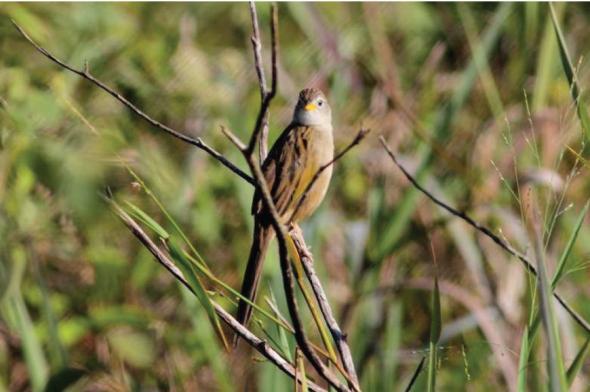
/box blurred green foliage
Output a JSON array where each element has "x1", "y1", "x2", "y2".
[{"x1": 2, "y1": 2, "x2": 590, "y2": 391}]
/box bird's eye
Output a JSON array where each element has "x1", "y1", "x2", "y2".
[{"x1": 317, "y1": 100, "x2": 324, "y2": 107}]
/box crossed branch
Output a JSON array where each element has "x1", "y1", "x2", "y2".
[
  {"x1": 12, "y1": 2, "x2": 590, "y2": 390},
  {"x1": 12, "y1": 4, "x2": 361, "y2": 391}
]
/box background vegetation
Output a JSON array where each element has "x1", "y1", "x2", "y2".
[{"x1": 1, "y1": 2, "x2": 590, "y2": 390}]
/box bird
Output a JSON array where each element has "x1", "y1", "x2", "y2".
[{"x1": 235, "y1": 87, "x2": 334, "y2": 340}]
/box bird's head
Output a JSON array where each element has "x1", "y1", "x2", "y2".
[{"x1": 293, "y1": 88, "x2": 331, "y2": 127}]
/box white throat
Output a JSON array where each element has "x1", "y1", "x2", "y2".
[{"x1": 293, "y1": 110, "x2": 332, "y2": 128}]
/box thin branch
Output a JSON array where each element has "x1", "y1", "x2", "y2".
[
  {"x1": 249, "y1": 2, "x2": 278, "y2": 162},
  {"x1": 11, "y1": 19, "x2": 255, "y2": 186},
  {"x1": 269, "y1": 5, "x2": 278, "y2": 100},
  {"x1": 379, "y1": 136, "x2": 590, "y2": 334},
  {"x1": 290, "y1": 128, "x2": 370, "y2": 222},
  {"x1": 244, "y1": 126, "x2": 353, "y2": 388},
  {"x1": 291, "y1": 226, "x2": 361, "y2": 389},
  {"x1": 229, "y1": 76, "x2": 352, "y2": 392},
  {"x1": 248, "y1": 88, "x2": 274, "y2": 157},
  {"x1": 273, "y1": 224, "x2": 349, "y2": 392},
  {"x1": 249, "y1": 1, "x2": 267, "y2": 98},
  {"x1": 249, "y1": 1, "x2": 268, "y2": 163},
  {"x1": 234, "y1": 4, "x2": 350, "y2": 390},
  {"x1": 221, "y1": 48, "x2": 361, "y2": 388},
  {"x1": 220, "y1": 125, "x2": 247, "y2": 151},
  {"x1": 262, "y1": 2, "x2": 278, "y2": 162},
  {"x1": 109, "y1": 202, "x2": 326, "y2": 392},
  {"x1": 15, "y1": 9, "x2": 358, "y2": 388},
  {"x1": 233, "y1": 4, "x2": 358, "y2": 387},
  {"x1": 238, "y1": 145, "x2": 349, "y2": 390}
]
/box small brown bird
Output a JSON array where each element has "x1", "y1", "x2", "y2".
[{"x1": 235, "y1": 88, "x2": 334, "y2": 335}]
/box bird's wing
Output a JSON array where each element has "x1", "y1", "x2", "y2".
[{"x1": 252, "y1": 124, "x2": 312, "y2": 219}]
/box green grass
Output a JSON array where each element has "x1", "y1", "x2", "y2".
[
  {"x1": 2, "y1": 3, "x2": 590, "y2": 390},
  {"x1": 427, "y1": 276, "x2": 441, "y2": 392}
]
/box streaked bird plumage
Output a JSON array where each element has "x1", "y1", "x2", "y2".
[{"x1": 235, "y1": 88, "x2": 334, "y2": 341}]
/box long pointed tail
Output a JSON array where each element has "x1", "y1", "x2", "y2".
[{"x1": 234, "y1": 222, "x2": 273, "y2": 346}]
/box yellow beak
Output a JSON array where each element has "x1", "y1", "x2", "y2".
[{"x1": 304, "y1": 103, "x2": 317, "y2": 111}]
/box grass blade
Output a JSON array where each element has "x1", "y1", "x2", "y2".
[
  {"x1": 8, "y1": 296, "x2": 49, "y2": 392},
  {"x1": 124, "y1": 201, "x2": 170, "y2": 240},
  {"x1": 0, "y1": 248, "x2": 48, "y2": 392},
  {"x1": 566, "y1": 336, "x2": 590, "y2": 386},
  {"x1": 295, "y1": 348, "x2": 309, "y2": 392},
  {"x1": 427, "y1": 276, "x2": 441, "y2": 392},
  {"x1": 285, "y1": 235, "x2": 338, "y2": 364},
  {"x1": 115, "y1": 194, "x2": 290, "y2": 331},
  {"x1": 125, "y1": 166, "x2": 209, "y2": 270},
  {"x1": 168, "y1": 240, "x2": 229, "y2": 351},
  {"x1": 517, "y1": 326, "x2": 530, "y2": 392},
  {"x1": 457, "y1": 3, "x2": 505, "y2": 123},
  {"x1": 532, "y1": 221, "x2": 567, "y2": 391},
  {"x1": 179, "y1": 288, "x2": 233, "y2": 392},
  {"x1": 552, "y1": 200, "x2": 589, "y2": 287},
  {"x1": 532, "y1": 2, "x2": 563, "y2": 111},
  {"x1": 518, "y1": 200, "x2": 587, "y2": 385},
  {"x1": 381, "y1": 301, "x2": 402, "y2": 391},
  {"x1": 268, "y1": 289, "x2": 293, "y2": 362},
  {"x1": 549, "y1": 2, "x2": 590, "y2": 139}
]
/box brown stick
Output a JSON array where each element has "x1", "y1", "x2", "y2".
[
  {"x1": 225, "y1": 4, "x2": 349, "y2": 388},
  {"x1": 110, "y1": 202, "x2": 327, "y2": 392},
  {"x1": 249, "y1": 1, "x2": 270, "y2": 162},
  {"x1": 248, "y1": 2, "x2": 278, "y2": 162},
  {"x1": 379, "y1": 136, "x2": 590, "y2": 334},
  {"x1": 249, "y1": 1, "x2": 268, "y2": 98},
  {"x1": 10, "y1": 19, "x2": 255, "y2": 187},
  {"x1": 291, "y1": 227, "x2": 360, "y2": 389},
  {"x1": 226, "y1": 4, "x2": 352, "y2": 389},
  {"x1": 222, "y1": 129, "x2": 350, "y2": 390},
  {"x1": 13, "y1": 9, "x2": 359, "y2": 388},
  {"x1": 287, "y1": 127, "x2": 368, "y2": 390}
]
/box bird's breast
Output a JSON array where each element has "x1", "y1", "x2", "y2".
[{"x1": 290, "y1": 125, "x2": 334, "y2": 222}]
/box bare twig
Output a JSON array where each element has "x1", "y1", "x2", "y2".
[
  {"x1": 109, "y1": 202, "x2": 326, "y2": 392},
  {"x1": 290, "y1": 128, "x2": 370, "y2": 222},
  {"x1": 14, "y1": 8, "x2": 359, "y2": 389},
  {"x1": 269, "y1": 7, "x2": 278, "y2": 101},
  {"x1": 224, "y1": 24, "x2": 363, "y2": 385},
  {"x1": 264, "y1": 3, "x2": 278, "y2": 162},
  {"x1": 379, "y1": 136, "x2": 590, "y2": 334},
  {"x1": 249, "y1": 2, "x2": 278, "y2": 162},
  {"x1": 291, "y1": 227, "x2": 361, "y2": 389},
  {"x1": 227, "y1": 4, "x2": 350, "y2": 390},
  {"x1": 249, "y1": 1, "x2": 268, "y2": 162},
  {"x1": 225, "y1": 17, "x2": 348, "y2": 391},
  {"x1": 246, "y1": 17, "x2": 369, "y2": 390},
  {"x1": 220, "y1": 125, "x2": 247, "y2": 151},
  {"x1": 241, "y1": 152, "x2": 352, "y2": 389},
  {"x1": 273, "y1": 228, "x2": 349, "y2": 391},
  {"x1": 236, "y1": 142, "x2": 349, "y2": 390},
  {"x1": 249, "y1": 2, "x2": 267, "y2": 98},
  {"x1": 11, "y1": 20, "x2": 255, "y2": 186}
]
